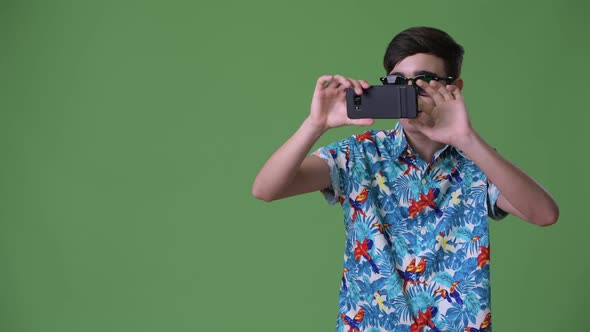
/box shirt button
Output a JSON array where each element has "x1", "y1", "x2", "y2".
[{"x1": 421, "y1": 179, "x2": 427, "y2": 185}]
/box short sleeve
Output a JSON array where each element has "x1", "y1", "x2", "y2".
[
  {"x1": 311, "y1": 139, "x2": 352, "y2": 205},
  {"x1": 487, "y1": 180, "x2": 509, "y2": 221}
]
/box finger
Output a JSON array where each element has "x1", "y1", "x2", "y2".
[
  {"x1": 416, "y1": 80, "x2": 445, "y2": 105},
  {"x1": 349, "y1": 79, "x2": 364, "y2": 95},
  {"x1": 429, "y1": 80, "x2": 452, "y2": 103},
  {"x1": 330, "y1": 76, "x2": 351, "y2": 94},
  {"x1": 317, "y1": 75, "x2": 334, "y2": 89},
  {"x1": 321, "y1": 75, "x2": 344, "y2": 90},
  {"x1": 333, "y1": 75, "x2": 352, "y2": 91},
  {"x1": 446, "y1": 85, "x2": 463, "y2": 100},
  {"x1": 433, "y1": 81, "x2": 454, "y2": 101},
  {"x1": 358, "y1": 80, "x2": 371, "y2": 90},
  {"x1": 348, "y1": 118, "x2": 375, "y2": 126}
]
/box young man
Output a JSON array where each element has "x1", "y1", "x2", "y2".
[{"x1": 252, "y1": 27, "x2": 558, "y2": 331}]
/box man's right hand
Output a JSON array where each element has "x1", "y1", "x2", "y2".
[
  {"x1": 252, "y1": 75, "x2": 375, "y2": 202},
  {"x1": 307, "y1": 75, "x2": 375, "y2": 133}
]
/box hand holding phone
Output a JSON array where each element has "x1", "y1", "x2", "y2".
[
  {"x1": 307, "y1": 75, "x2": 375, "y2": 132},
  {"x1": 346, "y1": 85, "x2": 418, "y2": 119}
]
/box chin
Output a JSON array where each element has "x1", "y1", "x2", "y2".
[
  {"x1": 398, "y1": 119, "x2": 416, "y2": 132},
  {"x1": 399, "y1": 119, "x2": 430, "y2": 140}
]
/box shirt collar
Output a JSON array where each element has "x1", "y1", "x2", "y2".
[{"x1": 389, "y1": 122, "x2": 468, "y2": 160}]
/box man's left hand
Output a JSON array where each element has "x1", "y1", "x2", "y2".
[{"x1": 409, "y1": 80, "x2": 474, "y2": 148}]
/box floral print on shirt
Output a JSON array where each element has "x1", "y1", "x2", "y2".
[{"x1": 313, "y1": 122, "x2": 507, "y2": 332}]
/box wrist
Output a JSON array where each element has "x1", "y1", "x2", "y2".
[
  {"x1": 452, "y1": 129, "x2": 479, "y2": 151},
  {"x1": 303, "y1": 116, "x2": 328, "y2": 138}
]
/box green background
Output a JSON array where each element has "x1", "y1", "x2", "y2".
[{"x1": 0, "y1": 0, "x2": 587, "y2": 331}]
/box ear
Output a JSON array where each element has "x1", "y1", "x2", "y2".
[{"x1": 453, "y1": 78, "x2": 464, "y2": 90}]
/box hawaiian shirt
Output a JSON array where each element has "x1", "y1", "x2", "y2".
[{"x1": 312, "y1": 122, "x2": 508, "y2": 332}]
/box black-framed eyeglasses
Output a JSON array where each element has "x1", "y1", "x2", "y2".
[{"x1": 379, "y1": 74, "x2": 455, "y2": 96}]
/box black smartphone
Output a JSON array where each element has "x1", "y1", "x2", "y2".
[{"x1": 346, "y1": 85, "x2": 418, "y2": 119}]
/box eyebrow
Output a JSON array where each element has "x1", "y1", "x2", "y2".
[
  {"x1": 415, "y1": 70, "x2": 439, "y2": 77},
  {"x1": 390, "y1": 70, "x2": 441, "y2": 77}
]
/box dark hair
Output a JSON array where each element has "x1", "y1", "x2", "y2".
[{"x1": 383, "y1": 27, "x2": 464, "y2": 78}]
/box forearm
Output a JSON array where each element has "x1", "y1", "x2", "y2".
[
  {"x1": 456, "y1": 131, "x2": 559, "y2": 225},
  {"x1": 252, "y1": 116, "x2": 326, "y2": 201}
]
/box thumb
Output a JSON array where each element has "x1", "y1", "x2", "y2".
[{"x1": 349, "y1": 118, "x2": 375, "y2": 127}]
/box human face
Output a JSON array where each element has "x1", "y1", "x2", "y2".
[
  {"x1": 389, "y1": 53, "x2": 450, "y2": 98},
  {"x1": 389, "y1": 53, "x2": 461, "y2": 132}
]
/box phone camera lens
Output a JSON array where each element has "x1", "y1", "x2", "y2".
[{"x1": 354, "y1": 95, "x2": 361, "y2": 105}]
